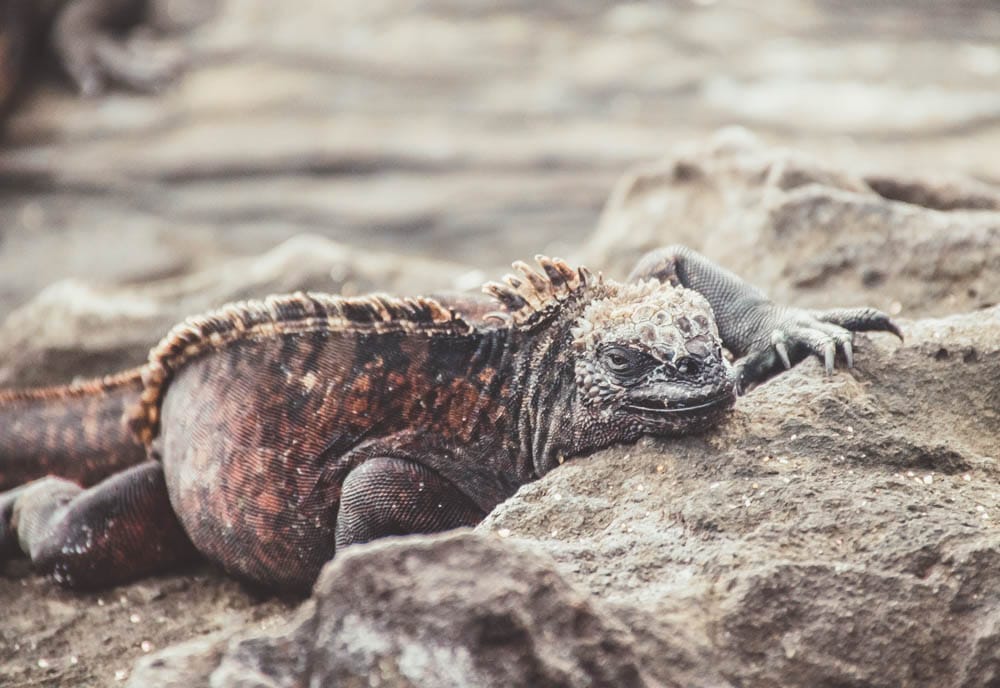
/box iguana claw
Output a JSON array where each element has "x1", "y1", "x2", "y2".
[
  {"x1": 843, "y1": 339, "x2": 854, "y2": 368},
  {"x1": 771, "y1": 333, "x2": 792, "y2": 369},
  {"x1": 823, "y1": 341, "x2": 835, "y2": 375}
]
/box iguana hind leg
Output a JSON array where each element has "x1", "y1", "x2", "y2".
[
  {"x1": 335, "y1": 457, "x2": 485, "y2": 549},
  {"x1": 0, "y1": 461, "x2": 197, "y2": 589}
]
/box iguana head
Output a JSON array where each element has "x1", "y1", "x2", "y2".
[
  {"x1": 568, "y1": 279, "x2": 736, "y2": 436},
  {"x1": 484, "y1": 257, "x2": 736, "y2": 442}
]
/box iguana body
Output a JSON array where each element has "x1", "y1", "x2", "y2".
[{"x1": 0, "y1": 247, "x2": 900, "y2": 591}]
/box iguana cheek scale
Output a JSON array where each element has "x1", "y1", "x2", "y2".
[{"x1": 0, "y1": 247, "x2": 900, "y2": 592}]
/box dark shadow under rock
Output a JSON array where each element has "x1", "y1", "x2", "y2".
[{"x1": 128, "y1": 532, "x2": 663, "y2": 688}]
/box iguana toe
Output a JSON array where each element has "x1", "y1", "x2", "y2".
[
  {"x1": 817, "y1": 307, "x2": 903, "y2": 342},
  {"x1": 770, "y1": 332, "x2": 792, "y2": 369},
  {"x1": 842, "y1": 338, "x2": 854, "y2": 368}
]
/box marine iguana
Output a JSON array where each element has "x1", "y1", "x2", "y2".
[
  {"x1": 0, "y1": 246, "x2": 900, "y2": 592},
  {"x1": 0, "y1": 0, "x2": 186, "y2": 123}
]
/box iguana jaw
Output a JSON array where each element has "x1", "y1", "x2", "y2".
[
  {"x1": 625, "y1": 393, "x2": 733, "y2": 415},
  {"x1": 623, "y1": 375, "x2": 736, "y2": 433}
]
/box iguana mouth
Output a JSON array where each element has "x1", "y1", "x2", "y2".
[{"x1": 626, "y1": 394, "x2": 732, "y2": 415}]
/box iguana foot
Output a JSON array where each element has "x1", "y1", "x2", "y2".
[
  {"x1": 735, "y1": 306, "x2": 902, "y2": 394},
  {"x1": 1, "y1": 462, "x2": 196, "y2": 589},
  {"x1": 0, "y1": 482, "x2": 31, "y2": 560}
]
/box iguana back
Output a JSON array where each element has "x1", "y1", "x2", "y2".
[{"x1": 147, "y1": 293, "x2": 518, "y2": 588}]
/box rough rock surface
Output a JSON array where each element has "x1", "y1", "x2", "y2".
[
  {"x1": 122, "y1": 307, "x2": 1000, "y2": 688},
  {"x1": 582, "y1": 127, "x2": 1000, "y2": 318},
  {"x1": 482, "y1": 307, "x2": 1000, "y2": 688},
  {"x1": 128, "y1": 532, "x2": 658, "y2": 688}
]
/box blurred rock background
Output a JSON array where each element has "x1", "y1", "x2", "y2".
[
  {"x1": 1, "y1": 1, "x2": 998, "y2": 686},
  {"x1": 2, "y1": 0, "x2": 999, "y2": 321}
]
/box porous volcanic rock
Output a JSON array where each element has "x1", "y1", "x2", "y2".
[
  {"x1": 482, "y1": 306, "x2": 1000, "y2": 688},
  {"x1": 126, "y1": 307, "x2": 999, "y2": 688},
  {"x1": 581, "y1": 128, "x2": 1000, "y2": 318},
  {"x1": 128, "y1": 532, "x2": 661, "y2": 688}
]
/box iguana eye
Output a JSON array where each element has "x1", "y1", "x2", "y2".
[
  {"x1": 602, "y1": 347, "x2": 655, "y2": 376},
  {"x1": 607, "y1": 351, "x2": 630, "y2": 370}
]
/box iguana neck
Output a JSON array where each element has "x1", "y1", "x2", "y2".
[{"x1": 508, "y1": 318, "x2": 634, "y2": 479}]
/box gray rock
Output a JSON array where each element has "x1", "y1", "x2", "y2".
[
  {"x1": 127, "y1": 307, "x2": 1000, "y2": 688},
  {"x1": 129, "y1": 532, "x2": 661, "y2": 688},
  {"x1": 482, "y1": 306, "x2": 1000, "y2": 688},
  {"x1": 581, "y1": 128, "x2": 1000, "y2": 318}
]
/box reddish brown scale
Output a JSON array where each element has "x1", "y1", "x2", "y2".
[
  {"x1": 13, "y1": 463, "x2": 197, "y2": 589},
  {"x1": 0, "y1": 370, "x2": 147, "y2": 490},
  {"x1": 131, "y1": 292, "x2": 469, "y2": 444},
  {"x1": 158, "y1": 316, "x2": 514, "y2": 589}
]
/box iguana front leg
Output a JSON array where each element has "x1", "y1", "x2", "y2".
[
  {"x1": 628, "y1": 245, "x2": 902, "y2": 393},
  {"x1": 335, "y1": 457, "x2": 485, "y2": 549}
]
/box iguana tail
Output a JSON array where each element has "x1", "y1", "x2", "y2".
[{"x1": 0, "y1": 369, "x2": 148, "y2": 491}]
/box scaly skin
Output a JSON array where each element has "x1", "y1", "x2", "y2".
[
  {"x1": 628, "y1": 246, "x2": 902, "y2": 393},
  {"x1": 0, "y1": 369, "x2": 146, "y2": 489},
  {"x1": 0, "y1": 247, "x2": 900, "y2": 592}
]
